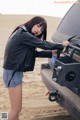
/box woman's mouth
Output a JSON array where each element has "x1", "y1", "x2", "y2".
[{"x1": 34, "y1": 31, "x2": 38, "y2": 36}]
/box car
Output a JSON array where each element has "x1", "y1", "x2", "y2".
[{"x1": 41, "y1": 0, "x2": 80, "y2": 120}]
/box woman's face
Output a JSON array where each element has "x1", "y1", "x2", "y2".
[{"x1": 31, "y1": 24, "x2": 43, "y2": 36}]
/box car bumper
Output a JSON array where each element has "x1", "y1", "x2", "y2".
[{"x1": 41, "y1": 63, "x2": 80, "y2": 120}]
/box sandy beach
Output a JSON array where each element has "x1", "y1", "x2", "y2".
[{"x1": 0, "y1": 15, "x2": 73, "y2": 120}]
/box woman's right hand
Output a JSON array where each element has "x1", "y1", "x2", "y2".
[{"x1": 52, "y1": 50, "x2": 58, "y2": 55}]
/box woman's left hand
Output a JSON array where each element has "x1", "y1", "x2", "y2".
[{"x1": 62, "y1": 41, "x2": 69, "y2": 47}]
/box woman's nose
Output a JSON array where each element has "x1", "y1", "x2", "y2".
[{"x1": 37, "y1": 28, "x2": 41, "y2": 33}]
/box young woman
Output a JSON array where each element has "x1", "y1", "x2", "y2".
[{"x1": 3, "y1": 16, "x2": 69, "y2": 120}]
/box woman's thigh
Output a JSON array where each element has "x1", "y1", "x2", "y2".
[{"x1": 8, "y1": 85, "x2": 22, "y2": 112}]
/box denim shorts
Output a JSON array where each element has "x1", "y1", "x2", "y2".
[{"x1": 3, "y1": 69, "x2": 23, "y2": 87}]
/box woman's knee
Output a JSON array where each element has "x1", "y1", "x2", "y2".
[
  {"x1": 8, "y1": 109, "x2": 21, "y2": 120},
  {"x1": 14, "y1": 105, "x2": 22, "y2": 114},
  {"x1": 11, "y1": 107, "x2": 22, "y2": 118},
  {"x1": 11, "y1": 104, "x2": 22, "y2": 116}
]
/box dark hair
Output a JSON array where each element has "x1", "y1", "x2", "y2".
[{"x1": 11, "y1": 16, "x2": 47, "y2": 40}]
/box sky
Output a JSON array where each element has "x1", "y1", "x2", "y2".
[{"x1": 0, "y1": 0, "x2": 75, "y2": 17}]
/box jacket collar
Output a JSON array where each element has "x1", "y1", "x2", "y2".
[{"x1": 20, "y1": 25, "x2": 28, "y2": 32}]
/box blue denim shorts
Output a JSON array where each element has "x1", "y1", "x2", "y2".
[{"x1": 3, "y1": 69, "x2": 23, "y2": 87}]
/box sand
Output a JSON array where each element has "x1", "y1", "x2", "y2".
[{"x1": 0, "y1": 15, "x2": 73, "y2": 120}]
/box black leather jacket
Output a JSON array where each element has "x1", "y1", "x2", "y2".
[{"x1": 3, "y1": 26, "x2": 64, "y2": 72}]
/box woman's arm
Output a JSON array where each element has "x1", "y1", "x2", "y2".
[
  {"x1": 22, "y1": 31, "x2": 64, "y2": 51},
  {"x1": 35, "y1": 50, "x2": 52, "y2": 58}
]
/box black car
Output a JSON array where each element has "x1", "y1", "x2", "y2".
[{"x1": 41, "y1": 0, "x2": 80, "y2": 120}]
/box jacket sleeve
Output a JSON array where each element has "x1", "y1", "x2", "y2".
[
  {"x1": 22, "y1": 31, "x2": 64, "y2": 51},
  {"x1": 35, "y1": 50, "x2": 52, "y2": 58}
]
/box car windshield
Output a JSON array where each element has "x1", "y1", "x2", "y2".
[{"x1": 58, "y1": 3, "x2": 80, "y2": 41}]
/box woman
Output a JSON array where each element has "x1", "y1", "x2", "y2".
[{"x1": 3, "y1": 16, "x2": 69, "y2": 120}]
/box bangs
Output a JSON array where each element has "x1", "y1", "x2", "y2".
[{"x1": 39, "y1": 21, "x2": 47, "y2": 30}]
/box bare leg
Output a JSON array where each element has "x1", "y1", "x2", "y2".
[{"x1": 8, "y1": 84, "x2": 22, "y2": 120}]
